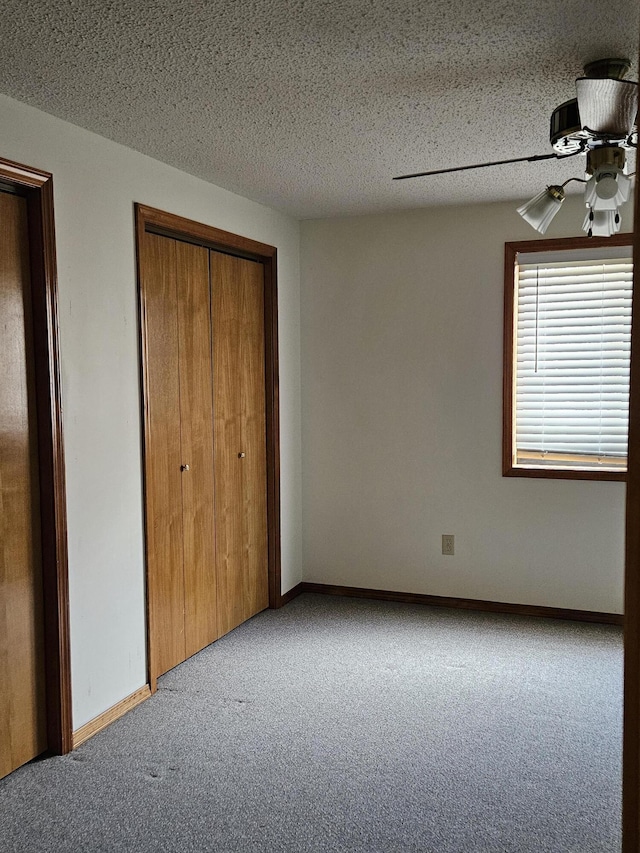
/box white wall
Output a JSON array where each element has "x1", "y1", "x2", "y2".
[
  {"x1": 301, "y1": 196, "x2": 633, "y2": 614},
  {"x1": 0, "y1": 94, "x2": 302, "y2": 729},
  {"x1": 0, "y1": 86, "x2": 629, "y2": 730}
]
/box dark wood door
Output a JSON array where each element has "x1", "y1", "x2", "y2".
[
  {"x1": 0, "y1": 190, "x2": 47, "y2": 778},
  {"x1": 211, "y1": 251, "x2": 269, "y2": 636}
]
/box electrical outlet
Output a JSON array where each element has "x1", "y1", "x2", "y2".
[{"x1": 442, "y1": 534, "x2": 455, "y2": 556}]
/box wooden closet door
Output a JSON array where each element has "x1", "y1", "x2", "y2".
[
  {"x1": 211, "y1": 251, "x2": 269, "y2": 636},
  {"x1": 140, "y1": 232, "x2": 185, "y2": 676},
  {"x1": 0, "y1": 191, "x2": 47, "y2": 778},
  {"x1": 175, "y1": 241, "x2": 217, "y2": 657}
]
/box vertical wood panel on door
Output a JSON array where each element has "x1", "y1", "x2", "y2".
[
  {"x1": 211, "y1": 251, "x2": 269, "y2": 636},
  {"x1": 238, "y1": 257, "x2": 269, "y2": 621},
  {"x1": 0, "y1": 191, "x2": 47, "y2": 778},
  {"x1": 175, "y1": 240, "x2": 218, "y2": 657},
  {"x1": 140, "y1": 232, "x2": 186, "y2": 676}
]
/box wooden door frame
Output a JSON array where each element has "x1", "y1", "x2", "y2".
[
  {"x1": 0, "y1": 157, "x2": 72, "y2": 755},
  {"x1": 623, "y1": 44, "x2": 640, "y2": 840},
  {"x1": 135, "y1": 204, "x2": 283, "y2": 690}
]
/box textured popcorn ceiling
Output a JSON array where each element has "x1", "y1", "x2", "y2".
[{"x1": 0, "y1": 0, "x2": 638, "y2": 218}]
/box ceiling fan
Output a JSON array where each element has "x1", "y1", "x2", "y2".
[{"x1": 394, "y1": 58, "x2": 638, "y2": 236}]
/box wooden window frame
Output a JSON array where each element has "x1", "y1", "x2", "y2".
[
  {"x1": 503, "y1": 233, "x2": 633, "y2": 482},
  {"x1": 134, "y1": 204, "x2": 283, "y2": 691},
  {"x1": 0, "y1": 157, "x2": 72, "y2": 754}
]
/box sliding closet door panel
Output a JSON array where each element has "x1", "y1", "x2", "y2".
[
  {"x1": 240, "y1": 259, "x2": 269, "y2": 619},
  {"x1": 211, "y1": 254, "x2": 243, "y2": 635},
  {"x1": 0, "y1": 191, "x2": 47, "y2": 778},
  {"x1": 141, "y1": 233, "x2": 185, "y2": 676},
  {"x1": 211, "y1": 252, "x2": 268, "y2": 636},
  {"x1": 176, "y1": 241, "x2": 218, "y2": 657}
]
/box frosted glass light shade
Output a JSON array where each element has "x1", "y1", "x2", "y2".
[
  {"x1": 517, "y1": 186, "x2": 565, "y2": 234},
  {"x1": 583, "y1": 207, "x2": 622, "y2": 237},
  {"x1": 584, "y1": 170, "x2": 632, "y2": 210}
]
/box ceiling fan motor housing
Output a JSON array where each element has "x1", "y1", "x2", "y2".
[{"x1": 550, "y1": 58, "x2": 638, "y2": 154}]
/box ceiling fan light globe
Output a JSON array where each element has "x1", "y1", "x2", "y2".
[
  {"x1": 517, "y1": 186, "x2": 565, "y2": 234},
  {"x1": 596, "y1": 174, "x2": 619, "y2": 199},
  {"x1": 585, "y1": 169, "x2": 633, "y2": 210}
]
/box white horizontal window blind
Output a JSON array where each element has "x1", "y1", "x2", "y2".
[{"x1": 514, "y1": 249, "x2": 632, "y2": 471}]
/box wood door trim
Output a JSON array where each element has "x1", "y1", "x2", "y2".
[
  {"x1": 135, "y1": 204, "x2": 283, "y2": 690},
  {"x1": 623, "y1": 45, "x2": 640, "y2": 844},
  {"x1": 263, "y1": 248, "x2": 282, "y2": 610},
  {"x1": 0, "y1": 157, "x2": 72, "y2": 754},
  {"x1": 136, "y1": 204, "x2": 278, "y2": 260}
]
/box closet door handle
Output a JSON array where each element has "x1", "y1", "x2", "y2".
[
  {"x1": 181, "y1": 464, "x2": 190, "y2": 471},
  {"x1": 238, "y1": 452, "x2": 245, "y2": 459}
]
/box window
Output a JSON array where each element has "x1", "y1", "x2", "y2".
[{"x1": 503, "y1": 234, "x2": 633, "y2": 481}]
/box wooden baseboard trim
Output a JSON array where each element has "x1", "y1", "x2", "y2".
[
  {"x1": 279, "y1": 582, "x2": 304, "y2": 607},
  {"x1": 298, "y1": 582, "x2": 623, "y2": 626},
  {"x1": 72, "y1": 685, "x2": 151, "y2": 749}
]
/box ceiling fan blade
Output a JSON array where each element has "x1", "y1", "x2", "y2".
[
  {"x1": 393, "y1": 152, "x2": 571, "y2": 181},
  {"x1": 575, "y1": 77, "x2": 638, "y2": 136}
]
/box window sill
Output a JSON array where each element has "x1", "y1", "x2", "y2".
[{"x1": 503, "y1": 464, "x2": 626, "y2": 482}]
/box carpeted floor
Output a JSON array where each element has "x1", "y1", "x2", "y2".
[{"x1": 0, "y1": 594, "x2": 623, "y2": 852}]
